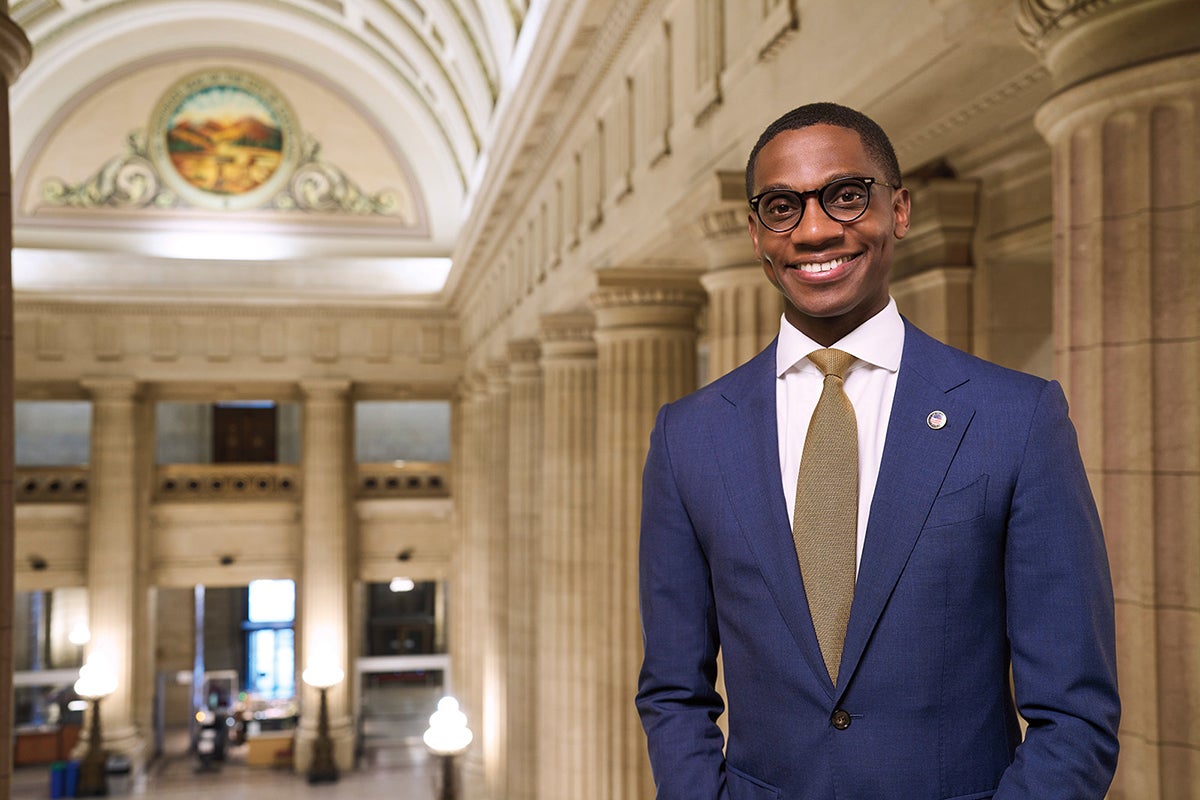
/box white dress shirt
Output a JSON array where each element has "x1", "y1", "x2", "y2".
[{"x1": 775, "y1": 299, "x2": 905, "y2": 573}]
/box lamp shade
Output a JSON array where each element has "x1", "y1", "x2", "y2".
[
  {"x1": 423, "y1": 696, "x2": 473, "y2": 756},
  {"x1": 301, "y1": 663, "x2": 345, "y2": 690},
  {"x1": 74, "y1": 655, "x2": 117, "y2": 700}
]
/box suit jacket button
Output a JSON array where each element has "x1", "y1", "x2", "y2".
[{"x1": 831, "y1": 709, "x2": 851, "y2": 730}]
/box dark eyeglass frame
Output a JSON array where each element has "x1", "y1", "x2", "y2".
[{"x1": 749, "y1": 176, "x2": 896, "y2": 232}]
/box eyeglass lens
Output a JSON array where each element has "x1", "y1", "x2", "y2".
[{"x1": 755, "y1": 178, "x2": 873, "y2": 230}]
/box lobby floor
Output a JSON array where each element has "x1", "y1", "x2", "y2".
[{"x1": 12, "y1": 738, "x2": 440, "y2": 799}]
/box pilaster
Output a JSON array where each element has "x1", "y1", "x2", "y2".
[
  {"x1": 1028, "y1": 1, "x2": 1200, "y2": 795},
  {"x1": 590, "y1": 272, "x2": 704, "y2": 800}
]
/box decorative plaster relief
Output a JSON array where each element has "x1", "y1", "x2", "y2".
[{"x1": 37, "y1": 68, "x2": 420, "y2": 224}]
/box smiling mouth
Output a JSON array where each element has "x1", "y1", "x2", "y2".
[{"x1": 794, "y1": 255, "x2": 854, "y2": 274}]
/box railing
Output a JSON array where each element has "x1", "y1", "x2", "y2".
[
  {"x1": 156, "y1": 464, "x2": 300, "y2": 501},
  {"x1": 13, "y1": 467, "x2": 89, "y2": 503},
  {"x1": 16, "y1": 462, "x2": 451, "y2": 503}
]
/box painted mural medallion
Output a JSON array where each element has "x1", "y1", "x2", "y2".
[{"x1": 148, "y1": 69, "x2": 301, "y2": 210}]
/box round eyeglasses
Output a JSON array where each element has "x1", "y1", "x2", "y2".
[{"x1": 749, "y1": 177, "x2": 895, "y2": 232}]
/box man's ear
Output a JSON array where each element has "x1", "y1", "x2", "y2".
[
  {"x1": 892, "y1": 187, "x2": 912, "y2": 240},
  {"x1": 748, "y1": 213, "x2": 763, "y2": 258}
]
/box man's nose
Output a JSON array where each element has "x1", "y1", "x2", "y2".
[{"x1": 790, "y1": 196, "x2": 843, "y2": 245}]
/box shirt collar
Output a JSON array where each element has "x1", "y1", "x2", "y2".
[{"x1": 775, "y1": 298, "x2": 904, "y2": 377}]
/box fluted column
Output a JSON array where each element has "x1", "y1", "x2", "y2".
[
  {"x1": 451, "y1": 374, "x2": 489, "y2": 794},
  {"x1": 483, "y1": 361, "x2": 511, "y2": 799},
  {"x1": 697, "y1": 174, "x2": 782, "y2": 381},
  {"x1": 591, "y1": 271, "x2": 705, "y2": 800},
  {"x1": 0, "y1": 12, "x2": 33, "y2": 798},
  {"x1": 506, "y1": 340, "x2": 542, "y2": 800},
  {"x1": 1023, "y1": 1, "x2": 1200, "y2": 796},
  {"x1": 536, "y1": 314, "x2": 597, "y2": 800},
  {"x1": 81, "y1": 377, "x2": 148, "y2": 763},
  {"x1": 296, "y1": 378, "x2": 354, "y2": 772}
]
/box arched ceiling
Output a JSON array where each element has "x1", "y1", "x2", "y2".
[{"x1": 7, "y1": 0, "x2": 539, "y2": 300}]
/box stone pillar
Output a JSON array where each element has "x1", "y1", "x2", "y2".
[
  {"x1": 81, "y1": 378, "x2": 148, "y2": 763},
  {"x1": 0, "y1": 12, "x2": 32, "y2": 798},
  {"x1": 296, "y1": 379, "x2": 354, "y2": 772},
  {"x1": 890, "y1": 177, "x2": 978, "y2": 351},
  {"x1": 453, "y1": 372, "x2": 490, "y2": 795},
  {"x1": 536, "y1": 314, "x2": 597, "y2": 800},
  {"x1": 483, "y1": 361, "x2": 511, "y2": 799},
  {"x1": 697, "y1": 172, "x2": 782, "y2": 381},
  {"x1": 1022, "y1": 1, "x2": 1200, "y2": 796},
  {"x1": 591, "y1": 271, "x2": 705, "y2": 800},
  {"x1": 506, "y1": 340, "x2": 542, "y2": 800}
]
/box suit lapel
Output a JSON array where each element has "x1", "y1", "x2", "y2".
[
  {"x1": 711, "y1": 343, "x2": 836, "y2": 697},
  {"x1": 835, "y1": 322, "x2": 976, "y2": 697}
]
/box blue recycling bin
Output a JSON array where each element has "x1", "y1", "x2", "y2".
[
  {"x1": 49, "y1": 761, "x2": 65, "y2": 799},
  {"x1": 64, "y1": 760, "x2": 80, "y2": 797}
]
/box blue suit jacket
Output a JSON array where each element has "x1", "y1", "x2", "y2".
[{"x1": 636, "y1": 321, "x2": 1119, "y2": 800}]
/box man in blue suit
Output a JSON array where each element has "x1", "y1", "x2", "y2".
[{"x1": 636, "y1": 103, "x2": 1119, "y2": 799}]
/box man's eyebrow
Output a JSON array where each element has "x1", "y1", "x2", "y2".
[{"x1": 753, "y1": 173, "x2": 862, "y2": 194}]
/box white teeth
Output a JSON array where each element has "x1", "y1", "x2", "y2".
[{"x1": 797, "y1": 256, "x2": 850, "y2": 274}]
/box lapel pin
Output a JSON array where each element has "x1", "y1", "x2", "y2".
[{"x1": 927, "y1": 410, "x2": 947, "y2": 430}]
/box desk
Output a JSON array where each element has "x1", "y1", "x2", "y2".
[{"x1": 245, "y1": 730, "x2": 294, "y2": 768}]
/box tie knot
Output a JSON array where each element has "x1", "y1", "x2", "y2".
[{"x1": 808, "y1": 348, "x2": 854, "y2": 380}]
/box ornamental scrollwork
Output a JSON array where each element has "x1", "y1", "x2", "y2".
[
  {"x1": 40, "y1": 129, "x2": 414, "y2": 221},
  {"x1": 1015, "y1": 0, "x2": 1119, "y2": 51}
]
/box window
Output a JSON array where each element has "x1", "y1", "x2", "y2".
[{"x1": 244, "y1": 580, "x2": 295, "y2": 699}]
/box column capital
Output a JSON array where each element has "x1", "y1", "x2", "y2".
[
  {"x1": 0, "y1": 14, "x2": 32, "y2": 84},
  {"x1": 485, "y1": 360, "x2": 510, "y2": 393},
  {"x1": 590, "y1": 268, "x2": 706, "y2": 311},
  {"x1": 1017, "y1": 0, "x2": 1200, "y2": 90},
  {"x1": 298, "y1": 378, "x2": 351, "y2": 401},
  {"x1": 507, "y1": 339, "x2": 542, "y2": 380},
  {"x1": 539, "y1": 313, "x2": 597, "y2": 361},
  {"x1": 891, "y1": 177, "x2": 979, "y2": 281},
  {"x1": 80, "y1": 376, "x2": 140, "y2": 402},
  {"x1": 693, "y1": 171, "x2": 757, "y2": 271}
]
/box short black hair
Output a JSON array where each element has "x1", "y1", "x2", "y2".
[{"x1": 744, "y1": 102, "x2": 902, "y2": 200}]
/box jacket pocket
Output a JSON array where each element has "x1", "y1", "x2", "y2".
[
  {"x1": 924, "y1": 474, "x2": 988, "y2": 529},
  {"x1": 726, "y1": 764, "x2": 781, "y2": 799},
  {"x1": 942, "y1": 792, "x2": 994, "y2": 800}
]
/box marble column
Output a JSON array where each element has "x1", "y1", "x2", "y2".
[
  {"x1": 483, "y1": 361, "x2": 511, "y2": 799},
  {"x1": 296, "y1": 379, "x2": 354, "y2": 772},
  {"x1": 889, "y1": 177, "x2": 979, "y2": 351},
  {"x1": 81, "y1": 377, "x2": 148, "y2": 763},
  {"x1": 590, "y1": 271, "x2": 705, "y2": 800},
  {"x1": 536, "y1": 313, "x2": 597, "y2": 800},
  {"x1": 697, "y1": 173, "x2": 782, "y2": 381},
  {"x1": 0, "y1": 11, "x2": 32, "y2": 797},
  {"x1": 1022, "y1": 0, "x2": 1200, "y2": 796},
  {"x1": 452, "y1": 372, "x2": 490, "y2": 795},
  {"x1": 506, "y1": 340, "x2": 542, "y2": 800}
]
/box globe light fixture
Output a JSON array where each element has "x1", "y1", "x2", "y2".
[
  {"x1": 423, "y1": 696, "x2": 472, "y2": 800},
  {"x1": 301, "y1": 662, "x2": 344, "y2": 784},
  {"x1": 74, "y1": 654, "x2": 118, "y2": 797}
]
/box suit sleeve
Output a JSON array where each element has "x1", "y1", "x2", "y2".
[
  {"x1": 996, "y1": 380, "x2": 1121, "y2": 799},
  {"x1": 636, "y1": 404, "x2": 728, "y2": 800}
]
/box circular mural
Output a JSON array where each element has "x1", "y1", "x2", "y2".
[{"x1": 148, "y1": 69, "x2": 301, "y2": 211}]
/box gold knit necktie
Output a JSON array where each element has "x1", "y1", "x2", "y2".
[{"x1": 792, "y1": 348, "x2": 858, "y2": 685}]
